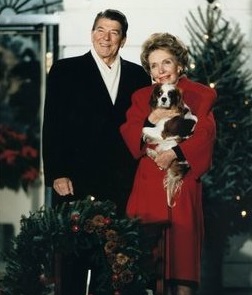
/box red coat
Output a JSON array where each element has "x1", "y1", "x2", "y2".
[{"x1": 120, "y1": 76, "x2": 217, "y2": 285}]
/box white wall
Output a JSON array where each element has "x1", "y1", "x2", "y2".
[
  {"x1": 0, "y1": 186, "x2": 43, "y2": 236},
  {"x1": 59, "y1": 0, "x2": 252, "y2": 67}
]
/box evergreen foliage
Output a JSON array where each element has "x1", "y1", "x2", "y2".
[
  {"x1": 2, "y1": 197, "x2": 149, "y2": 295},
  {"x1": 186, "y1": 5, "x2": 252, "y2": 239}
]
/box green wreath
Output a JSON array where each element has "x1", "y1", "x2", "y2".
[{"x1": 2, "y1": 196, "x2": 150, "y2": 295}]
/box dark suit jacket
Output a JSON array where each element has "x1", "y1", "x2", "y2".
[{"x1": 42, "y1": 51, "x2": 151, "y2": 214}]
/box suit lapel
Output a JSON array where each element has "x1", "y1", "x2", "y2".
[{"x1": 86, "y1": 52, "x2": 115, "y2": 109}]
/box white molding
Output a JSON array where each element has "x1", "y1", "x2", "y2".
[{"x1": 0, "y1": 14, "x2": 60, "y2": 25}]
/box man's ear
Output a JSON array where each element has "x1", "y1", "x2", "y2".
[{"x1": 120, "y1": 37, "x2": 127, "y2": 48}]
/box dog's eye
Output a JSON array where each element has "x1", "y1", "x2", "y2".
[{"x1": 158, "y1": 91, "x2": 163, "y2": 96}]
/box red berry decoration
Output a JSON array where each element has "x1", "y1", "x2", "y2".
[
  {"x1": 71, "y1": 224, "x2": 80, "y2": 232},
  {"x1": 103, "y1": 217, "x2": 111, "y2": 225},
  {"x1": 71, "y1": 211, "x2": 80, "y2": 222}
]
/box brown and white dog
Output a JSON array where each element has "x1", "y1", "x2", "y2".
[{"x1": 142, "y1": 83, "x2": 198, "y2": 207}]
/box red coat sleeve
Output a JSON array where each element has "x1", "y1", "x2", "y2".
[{"x1": 177, "y1": 77, "x2": 217, "y2": 179}]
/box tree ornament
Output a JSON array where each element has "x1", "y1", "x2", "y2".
[
  {"x1": 104, "y1": 217, "x2": 112, "y2": 225},
  {"x1": 71, "y1": 224, "x2": 80, "y2": 232}
]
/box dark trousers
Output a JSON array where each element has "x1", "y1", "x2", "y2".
[
  {"x1": 49, "y1": 189, "x2": 91, "y2": 295},
  {"x1": 60, "y1": 254, "x2": 88, "y2": 295}
]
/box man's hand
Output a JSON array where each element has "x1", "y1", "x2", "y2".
[{"x1": 53, "y1": 177, "x2": 74, "y2": 196}]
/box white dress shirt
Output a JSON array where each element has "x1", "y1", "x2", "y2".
[{"x1": 91, "y1": 47, "x2": 121, "y2": 104}]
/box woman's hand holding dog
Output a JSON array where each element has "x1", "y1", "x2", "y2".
[
  {"x1": 148, "y1": 109, "x2": 180, "y2": 124},
  {"x1": 53, "y1": 177, "x2": 74, "y2": 196},
  {"x1": 154, "y1": 149, "x2": 177, "y2": 170}
]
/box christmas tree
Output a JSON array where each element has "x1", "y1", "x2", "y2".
[
  {"x1": 185, "y1": 2, "x2": 252, "y2": 293},
  {"x1": 186, "y1": 1, "x2": 252, "y2": 240}
]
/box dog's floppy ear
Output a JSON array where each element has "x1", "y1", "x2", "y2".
[
  {"x1": 149, "y1": 83, "x2": 162, "y2": 108},
  {"x1": 176, "y1": 118, "x2": 197, "y2": 137},
  {"x1": 167, "y1": 88, "x2": 179, "y2": 100},
  {"x1": 169, "y1": 88, "x2": 185, "y2": 112}
]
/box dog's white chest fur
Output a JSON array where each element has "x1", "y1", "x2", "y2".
[{"x1": 142, "y1": 83, "x2": 198, "y2": 207}]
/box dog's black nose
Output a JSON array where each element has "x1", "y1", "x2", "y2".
[{"x1": 161, "y1": 97, "x2": 167, "y2": 103}]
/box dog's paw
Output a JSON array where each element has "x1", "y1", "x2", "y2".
[
  {"x1": 146, "y1": 148, "x2": 158, "y2": 160},
  {"x1": 143, "y1": 127, "x2": 163, "y2": 142}
]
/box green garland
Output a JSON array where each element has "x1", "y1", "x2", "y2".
[{"x1": 2, "y1": 196, "x2": 150, "y2": 295}]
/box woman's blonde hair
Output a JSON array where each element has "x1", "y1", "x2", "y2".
[{"x1": 140, "y1": 32, "x2": 189, "y2": 74}]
